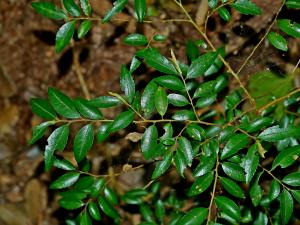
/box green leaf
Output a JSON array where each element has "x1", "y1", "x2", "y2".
[
  {"x1": 30, "y1": 98, "x2": 57, "y2": 119},
  {"x1": 130, "y1": 56, "x2": 141, "y2": 73},
  {"x1": 278, "y1": 19, "x2": 300, "y2": 38},
  {"x1": 74, "y1": 124, "x2": 94, "y2": 162},
  {"x1": 268, "y1": 180, "x2": 281, "y2": 201},
  {"x1": 178, "y1": 137, "x2": 193, "y2": 166},
  {"x1": 222, "y1": 162, "x2": 245, "y2": 182},
  {"x1": 221, "y1": 134, "x2": 249, "y2": 160},
  {"x1": 195, "y1": 95, "x2": 216, "y2": 108},
  {"x1": 78, "y1": 20, "x2": 92, "y2": 39},
  {"x1": 63, "y1": 0, "x2": 81, "y2": 17},
  {"x1": 187, "y1": 52, "x2": 218, "y2": 79},
  {"x1": 151, "y1": 151, "x2": 173, "y2": 179},
  {"x1": 154, "y1": 75, "x2": 185, "y2": 91},
  {"x1": 153, "y1": 34, "x2": 166, "y2": 42},
  {"x1": 123, "y1": 33, "x2": 148, "y2": 46},
  {"x1": 98, "y1": 196, "x2": 119, "y2": 218},
  {"x1": 215, "y1": 74, "x2": 228, "y2": 92},
  {"x1": 272, "y1": 145, "x2": 300, "y2": 170},
  {"x1": 186, "y1": 124, "x2": 206, "y2": 141},
  {"x1": 89, "y1": 96, "x2": 120, "y2": 108},
  {"x1": 31, "y1": 2, "x2": 66, "y2": 20},
  {"x1": 219, "y1": 126, "x2": 235, "y2": 143},
  {"x1": 174, "y1": 150, "x2": 187, "y2": 177},
  {"x1": 29, "y1": 121, "x2": 54, "y2": 145},
  {"x1": 155, "y1": 87, "x2": 168, "y2": 117},
  {"x1": 55, "y1": 21, "x2": 75, "y2": 53},
  {"x1": 258, "y1": 125, "x2": 300, "y2": 142},
  {"x1": 291, "y1": 190, "x2": 300, "y2": 204},
  {"x1": 243, "y1": 144, "x2": 259, "y2": 183},
  {"x1": 283, "y1": 172, "x2": 300, "y2": 186},
  {"x1": 141, "y1": 125, "x2": 158, "y2": 160},
  {"x1": 120, "y1": 65, "x2": 135, "y2": 103},
  {"x1": 80, "y1": 0, "x2": 92, "y2": 16},
  {"x1": 250, "y1": 179, "x2": 262, "y2": 206},
  {"x1": 286, "y1": 0, "x2": 300, "y2": 8},
  {"x1": 280, "y1": 189, "x2": 293, "y2": 225},
  {"x1": 109, "y1": 110, "x2": 134, "y2": 132},
  {"x1": 59, "y1": 197, "x2": 84, "y2": 210},
  {"x1": 218, "y1": 7, "x2": 231, "y2": 21},
  {"x1": 90, "y1": 178, "x2": 105, "y2": 198},
  {"x1": 104, "y1": 187, "x2": 118, "y2": 205},
  {"x1": 185, "y1": 40, "x2": 199, "y2": 62},
  {"x1": 208, "y1": 0, "x2": 218, "y2": 8},
  {"x1": 215, "y1": 196, "x2": 241, "y2": 221},
  {"x1": 155, "y1": 200, "x2": 165, "y2": 222},
  {"x1": 53, "y1": 158, "x2": 76, "y2": 171},
  {"x1": 231, "y1": 0, "x2": 262, "y2": 15},
  {"x1": 193, "y1": 80, "x2": 216, "y2": 98},
  {"x1": 141, "y1": 81, "x2": 157, "y2": 117},
  {"x1": 80, "y1": 211, "x2": 92, "y2": 225},
  {"x1": 50, "y1": 172, "x2": 80, "y2": 189},
  {"x1": 74, "y1": 98, "x2": 102, "y2": 120},
  {"x1": 102, "y1": 0, "x2": 128, "y2": 23},
  {"x1": 168, "y1": 94, "x2": 189, "y2": 107},
  {"x1": 140, "y1": 48, "x2": 178, "y2": 75},
  {"x1": 134, "y1": 0, "x2": 146, "y2": 22},
  {"x1": 177, "y1": 207, "x2": 208, "y2": 225},
  {"x1": 193, "y1": 154, "x2": 216, "y2": 177},
  {"x1": 205, "y1": 47, "x2": 225, "y2": 76},
  {"x1": 122, "y1": 189, "x2": 148, "y2": 204},
  {"x1": 88, "y1": 202, "x2": 101, "y2": 221},
  {"x1": 267, "y1": 32, "x2": 288, "y2": 51},
  {"x1": 247, "y1": 117, "x2": 274, "y2": 133},
  {"x1": 188, "y1": 172, "x2": 214, "y2": 196},
  {"x1": 140, "y1": 204, "x2": 154, "y2": 223},
  {"x1": 47, "y1": 124, "x2": 70, "y2": 151},
  {"x1": 96, "y1": 123, "x2": 111, "y2": 142},
  {"x1": 172, "y1": 110, "x2": 196, "y2": 121},
  {"x1": 48, "y1": 87, "x2": 80, "y2": 118},
  {"x1": 220, "y1": 177, "x2": 245, "y2": 198}
]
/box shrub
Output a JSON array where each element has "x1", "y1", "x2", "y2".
[{"x1": 30, "y1": 0, "x2": 300, "y2": 224}]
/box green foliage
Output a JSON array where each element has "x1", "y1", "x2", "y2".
[{"x1": 30, "y1": 0, "x2": 300, "y2": 224}]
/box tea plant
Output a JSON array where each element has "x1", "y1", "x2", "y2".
[{"x1": 30, "y1": 0, "x2": 300, "y2": 224}]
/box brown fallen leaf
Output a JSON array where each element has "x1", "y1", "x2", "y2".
[{"x1": 0, "y1": 104, "x2": 19, "y2": 136}]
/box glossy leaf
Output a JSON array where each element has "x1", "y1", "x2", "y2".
[
  {"x1": 48, "y1": 87, "x2": 80, "y2": 118},
  {"x1": 109, "y1": 110, "x2": 134, "y2": 132},
  {"x1": 218, "y1": 7, "x2": 231, "y2": 21},
  {"x1": 174, "y1": 150, "x2": 187, "y2": 177},
  {"x1": 123, "y1": 33, "x2": 148, "y2": 46},
  {"x1": 193, "y1": 154, "x2": 216, "y2": 177},
  {"x1": 120, "y1": 65, "x2": 135, "y2": 103},
  {"x1": 215, "y1": 196, "x2": 241, "y2": 221},
  {"x1": 50, "y1": 172, "x2": 80, "y2": 189},
  {"x1": 30, "y1": 98, "x2": 57, "y2": 119},
  {"x1": 258, "y1": 125, "x2": 300, "y2": 142},
  {"x1": 178, "y1": 137, "x2": 193, "y2": 166},
  {"x1": 141, "y1": 125, "x2": 158, "y2": 160},
  {"x1": 250, "y1": 180, "x2": 262, "y2": 206},
  {"x1": 63, "y1": 0, "x2": 81, "y2": 17},
  {"x1": 102, "y1": 0, "x2": 128, "y2": 23},
  {"x1": 247, "y1": 117, "x2": 274, "y2": 133},
  {"x1": 89, "y1": 96, "x2": 120, "y2": 108},
  {"x1": 98, "y1": 196, "x2": 119, "y2": 218},
  {"x1": 186, "y1": 124, "x2": 206, "y2": 141},
  {"x1": 280, "y1": 190, "x2": 293, "y2": 225},
  {"x1": 267, "y1": 32, "x2": 288, "y2": 51},
  {"x1": 278, "y1": 19, "x2": 300, "y2": 38},
  {"x1": 151, "y1": 151, "x2": 173, "y2": 179},
  {"x1": 168, "y1": 94, "x2": 189, "y2": 107},
  {"x1": 220, "y1": 177, "x2": 245, "y2": 198},
  {"x1": 74, "y1": 98, "x2": 102, "y2": 120},
  {"x1": 31, "y1": 2, "x2": 66, "y2": 20},
  {"x1": 155, "y1": 200, "x2": 165, "y2": 222},
  {"x1": 55, "y1": 21, "x2": 75, "y2": 53},
  {"x1": 80, "y1": 211, "x2": 92, "y2": 225},
  {"x1": 122, "y1": 189, "x2": 148, "y2": 204},
  {"x1": 130, "y1": 56, "x2": 141, "y2": 73},
  {"x1": 188, "y1": 172, "x2": 214, "y2": 196},
  {"x1": 29, "y1": 121, "x2": 54, "y2": 145},
  {"x1": 104, "y1": 187, "x2": 118, "y2": 205},
  {"x1": 243, "y1": 144, "x2": 259, "y2": 183},
  {"x1": 140, "y1": 48, "x2": 178, "y2": 75},
  {"x1": 272, "y1": 145, "x2": 300, "y2": 170},
  {"x1": 78, "y1": 20, "x2": 92, "y2": 39},
  {"x1": 291, "y1": 190, "x2": 300, "y2": 204},
  {"x1": 59, "y1": 198, "x2": 84, "y2": 210},
  {"x1": 74, "y1": 124, "x2": 94, "y2": 162},
  {"x1": 195, "y1": 95, "x2": 216, "y2": 108},
  {"x1": 193, "y1": 80, "x2": 216, "y2": 98},
  {"x1": 80, "y1": 0, "x2": 92, "y2": 16},
  {"x1": 185, "y1": 40, "x2": 199, "y2": 62},
  {"x1": 176, "y1": 207, "x2": 208, "y2": 225},
  {"x1": 154, "y1": 75, "x2": 185, "y2": 91},
  {"x1": 282, "y1": 172, "x2": 300, "y2": 186},
  {"x1": 134, "y1": 0, "x2": 146, "y2": 22},
  {"x1": 155, "y1": 87, "x2": 168, "y2": 117},
  {"x1": 47, "y1": 124, "x2": 69, "y2": 151},
  {"x1": 153, "y1": 34, "x2": 166, "y2": 42},
  {"x1": 231, "y1": 0, "x2": 262, "y2": 15},
  {"x1": 222, "y1": 162, "x2": 245, "y2": 182},
  {"x1": 286, "y1": 0, "x2": 300, "y2": 8},
  {"x1": 187, "y1": 52, "x2": 218, "y2": 79},
  {"x1": 96, "y1": 123, "x2": 111, "y2": 142},
  {"x1": 172, "y1": 110, "x2": 196, "y2": 121},
  {"x1": 268, "y1": 180, "x2": 281, "y2": 201},
  {"x1": 141, "y1": 81, "x2": 157, "y2": 117},
  {"x1": 221, "y1": 133, "x2": 249, "y2": 160},
  {"x1": 90, "y1": 178, "x2": 105, "y2": 198}
]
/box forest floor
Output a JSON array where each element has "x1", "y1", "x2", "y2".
[{"x1": 0, "y1": 0, "x2": 299, "y2": 224}]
